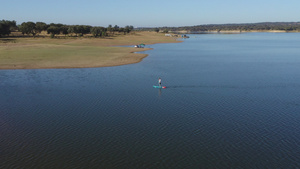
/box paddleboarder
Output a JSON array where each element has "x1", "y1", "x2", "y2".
[{"x1": 158, "y1": 77, "x2": 162, "y2": 87}]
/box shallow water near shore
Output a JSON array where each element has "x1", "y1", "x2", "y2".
[{"x1": 1, "y1": 33, "x2": 300, "y2": 168}]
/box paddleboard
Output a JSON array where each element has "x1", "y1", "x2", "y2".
[{"x1": 153, "y1": 85, "x2": 166, "y2": 89}]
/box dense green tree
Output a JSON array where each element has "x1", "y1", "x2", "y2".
[
  {"x1": 91, "y1": 27, "x2": 103, "y2": 37},
  {"x1": 124, "y1": 25, "x2": 134, "y2": 34},
  {"x1": 67, "y1": 26, "x2": 74, "y2": 34},
  {"x1": 61, "y1": 26, "x2": 69, "y2": 36},
  {"x1": 19, "y1": 22, "x2": 36, "y2": 36},
  {"x1": 47, "y1": 26, "x2": 60, "y2": 38},
  {"x1": 72, "y1": 25, "x2": 91, "y2": 36},
  {"x1": 67, "y1": 26, "x2": 77, "y2": 36},
  {"x1": 0, "y1": 23, "x2": 10, "y2": 36},
  {"x1": 8, "y1": 20, "x2": 17, "y2": 31},
  {"x1": 107, "y1": 25, "x2": 113, "y2": 34},
  {"x1": 119, "y1": 27, "x2": 125, "y2": 34},
  {"x1": 35, "y1": 22, "x2": 48, "y2": 34},
  {"x1": 49, "y1": 23, "x2": 64, "y2": 28},
  {"x1": 0, "y1": 20, "x2": 16, "y2": 36},
  {"x1": 113, "y1": 25, "x2": 119, "y2": 34},
  {"x1": 124, "y1": 26, "x2": 130, "y2": 34},
  {"x1": 73, "y1": 26, "x2": 81, "y2": 36},
  {"x1": 82, "y1": 25, "x2": 92, "y2": 35},
  {"x1": 76, "y1": 25, "x2": 84, "y2": 36}
]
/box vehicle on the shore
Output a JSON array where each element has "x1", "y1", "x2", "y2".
[
  {"x1": 181, "y1": 34, "x2": 189, "y2": 38},
  {"x1": 134, "y1": 44, "x2": 145, "y2": 48}
]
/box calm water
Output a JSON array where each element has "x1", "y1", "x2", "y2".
[{"x1": 1, "y1": 33, "x2": 300, "y2": 168}]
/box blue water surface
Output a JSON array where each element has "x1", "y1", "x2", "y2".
[{"x1": 1, "y1": 33, "x2": 300, "y2": 168}]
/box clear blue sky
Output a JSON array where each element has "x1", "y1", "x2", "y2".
[{"x1": 1, "y1": 0, "x2": 300, "y2": 27}]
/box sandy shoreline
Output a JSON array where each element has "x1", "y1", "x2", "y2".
[
  {"x1": 0, "y1": 47, "x2": 152, "y2": 69},
  {"x1": 0, "y1": 32, "x2": 181, "y2": 69}
]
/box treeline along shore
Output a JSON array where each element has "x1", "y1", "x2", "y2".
[
  {"x1": 0, "y1": 20, "x2": 180, "y2": 69},
  {"x1": 0, "y1": 20, "x2": 134, "y2": 38}
]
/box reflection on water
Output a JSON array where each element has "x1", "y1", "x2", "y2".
[
  {"x1": 157, "y1": 88, "x2": 162, "y2": 97},
  {"x1": 1, "y1": 33, "x2": 300, "y2": 168}
]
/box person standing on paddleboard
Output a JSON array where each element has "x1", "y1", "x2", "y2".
[{"x1": 158, "y1": 78, "x2": 162, "y2": 87}]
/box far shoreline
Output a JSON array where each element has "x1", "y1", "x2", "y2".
[{"x1": 171, "y1": 30, "x2": 298, "y2": 34}]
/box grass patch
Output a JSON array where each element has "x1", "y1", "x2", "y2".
[{"x1": 0, "y1": 32, "x2": 180, "y2": 69}]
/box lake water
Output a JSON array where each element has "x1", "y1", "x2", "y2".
[{"x1": 1, "y1": 33, "x2": 300, "y2": 168}]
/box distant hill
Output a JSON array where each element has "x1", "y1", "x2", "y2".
[{"x1": 137, "y1": 22, "x2": 300, "y2": 33}]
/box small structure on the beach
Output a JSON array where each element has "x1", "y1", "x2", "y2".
[
  {"x1": 134, "y1": 44, "x2": 145, "y2": 48},
  {"x1": 181, "y1": 34, "x2": 190, "y2": 38}
]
